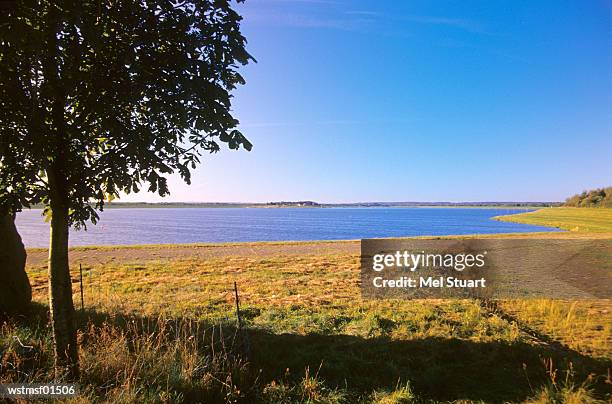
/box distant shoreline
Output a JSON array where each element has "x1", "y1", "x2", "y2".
[{"x1": 26, "y1": 201, "x2": 560, "y2": 209}]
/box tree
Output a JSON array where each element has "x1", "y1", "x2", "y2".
[
  {"x1": 0, "y1": 212, "x2": 31, "y2": 315},
  {"x1": 564, "y1": 187, "x2": 612, "y2": 208},
  {"x1": 0, "y1": 0, "x2": 253, "y2": 378}
]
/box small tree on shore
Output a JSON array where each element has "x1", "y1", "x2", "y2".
[{"x1": 0, "y1": 0, "x2": 252, "y2": 378}]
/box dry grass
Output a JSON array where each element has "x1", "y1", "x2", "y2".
[
  {"x1": 13, "y1": 249, "x2": 611, "y2": 402},
  {"x1": 2, "y1": 208, "x2": 611, "y2": 402},
  {"x1": 22, "y1": 251, "x2": 611, "y2": 359}
]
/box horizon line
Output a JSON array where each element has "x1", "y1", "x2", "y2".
[{"x1": 106, "y1": 200, "x2": 562, "y2": 205}]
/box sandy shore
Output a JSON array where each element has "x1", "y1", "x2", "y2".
[
  {"x1": 24, "y1": 230, "x2": 612, "y2": 269},
  {"x1": 24, "y1": 240, "x2": 360, "y2": 268}
]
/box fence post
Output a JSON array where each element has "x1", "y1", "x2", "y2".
[
  {"x1": 234, "y1": 281, "x2": 242, "y2": 327},
  {"x1": 79, "y1": 263, "x2": 84, "y2": 311}
]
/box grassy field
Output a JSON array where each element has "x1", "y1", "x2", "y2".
[
  {"x1": 2, "y1": 208, "x2": 611, "y2": 402},
  {"x1": 494, "y1": 207, "x2": 612, "y2": 233}
]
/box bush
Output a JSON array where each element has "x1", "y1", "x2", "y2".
[{"x1": 563, "y1": 187, "x2": 612, "y2": 208}]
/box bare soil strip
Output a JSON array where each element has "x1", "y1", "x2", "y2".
[
  {"x1": 25, "y1": 231, "x2": 611, "y2": 268},
  {"x1": 25, "y1": 240, "x2": 360, "y2": 268}
]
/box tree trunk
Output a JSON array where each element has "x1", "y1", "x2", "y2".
[
  {"x1": 48, "y1": 202, "x2": 79, "y2": 379},
  {"x1": 0, "y1": 213, "x2": 31, "y2": 314},
  {"x1": 39, "y1": 1, "x2": 79, "y2": 380}
]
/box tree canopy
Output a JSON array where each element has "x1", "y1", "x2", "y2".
[
  {"x1": 0, "y1": 0, "x2": 253, "y2": 226},
  {"x1": 564, "y1": 187, "x2": 612, "y2": 208},
  {"x1": 0, "y1": 0, "x2": 253, "y2": 378}
]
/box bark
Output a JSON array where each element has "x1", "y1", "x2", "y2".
[
  {"x1": 47, "y1": 157, "x2": 79, "y2": 379},
  {"x1": 48, "y1": 199, "x2": 79, "y2": 379},
  {"x1": 0, "y1": 213, "x2": 31, "y2": 314}
]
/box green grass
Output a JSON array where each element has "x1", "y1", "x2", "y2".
[
  {"x1": 494, "y1": 207, "x2": 612, "y2": 233},
  {"x1": 2, "y1": 207, "x2": 611, "y2": 402}
]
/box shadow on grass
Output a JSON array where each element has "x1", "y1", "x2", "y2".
[
  {"x1": 5, "y1": 303, "x2": 612, "y2": 403},
  {"x1": 248, "y1": 331, "x2": 612, "y2": 402}
]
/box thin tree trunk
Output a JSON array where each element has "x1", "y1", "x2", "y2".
[
  {"x1": 40, "y1": 1, "x2": 79, "y2": 379},
  {"x1": 48, "y1": 198, "x2": 79, "y2": 379}
]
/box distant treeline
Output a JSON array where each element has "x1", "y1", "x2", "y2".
[
  {"x1": 564, "y1": 187, "x2": 612, "y2": 208},
  {"x1": 267, "y1": 201, "x2": 320, "y2": 207},
  {"x1": 27, "y1": 200, "x2": 561, "y2": 209},
  {"x1": 325, "y1": 202, "x2": 559, "y2": 208}
]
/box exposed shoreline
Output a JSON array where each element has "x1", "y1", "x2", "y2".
[{"x1": 25, "y1": 232, "x2": 612, "y2": 269}]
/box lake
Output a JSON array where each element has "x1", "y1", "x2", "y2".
[{"x1": 14, "y1": 207, "x2": 560, "y2": 248}]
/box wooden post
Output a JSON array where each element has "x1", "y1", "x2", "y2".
[
  {"x1": 79, "y1": 264, "x2": 84, "y2": 311},
  {"x1": 234, "y1": 281, "x2": 242, "y2": 327}
]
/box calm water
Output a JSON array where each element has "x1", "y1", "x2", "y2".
[{"x1": 14, "y1": 207, "x2": 559, "y2": 248}]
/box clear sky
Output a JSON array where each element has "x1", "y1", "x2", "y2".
[{"x1": 120, "y1": 0, "x2": 612, "y2": 203}]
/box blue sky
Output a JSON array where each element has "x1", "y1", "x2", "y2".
[{"x1": 121, "y1": 0, "x2": 612, "y2": 203}]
